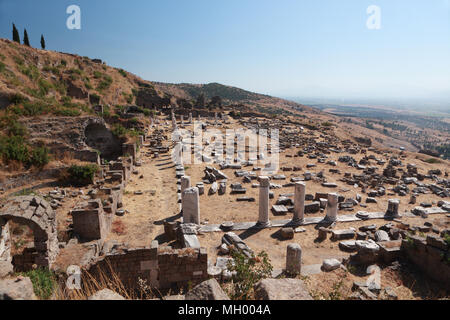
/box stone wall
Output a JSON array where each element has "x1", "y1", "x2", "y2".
[
  {"x1": 21, "y1": 116, "x2": 116, "y2": 164},
  {"x1": 84, "y1": 122, "x2": 123, "y2": 161},
  {"x1": 0, "y1": 168, "x2": 64, "y2": 192},
  {"x1": 71, "y1": 199, "x2": 110, "y2": 242},
  {"x1": 401, "y1": 234, "x2": 450, "y2": 286},
  {"x1": 11, "y1": 247, "x2": 37, "y2": 272},
  {"x1": 0, "y1": 222, "x2": 11, "y2": 262},
  {"x1": 135, "y1": 88, "x2": 171, "y2": 109},
  {"x1": 86, "y1": 243, "x2": 208, "y2": 292},
  {"x1": 0, "y1": 196, "x2": 59, "y2": 269},
  {"x1": 71, "y1": 155, "x2": 134, "y2": 241}
]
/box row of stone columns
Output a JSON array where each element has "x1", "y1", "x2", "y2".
[
  {"x1": 180, "y1": 173, "x2": 399, "y2": 228},
  {"x1": 258, "y1": 179, "x2": 308, "y2": 227}
]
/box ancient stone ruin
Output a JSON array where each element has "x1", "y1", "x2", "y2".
[{"x1": 0, "y1": 196, "x2": 59, "y2": 270}]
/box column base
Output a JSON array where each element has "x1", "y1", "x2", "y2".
[
  {"x1": 256, "y1": 221, "x2": 272, "y2": 228},
  {"x1": 324, "y1": 216, "x2": 337, "y2": 223},
  {"x1": 384, "y1": 213, "x2": 400, "y2": 220},
  {"x1": 290, "y1": 218, "x2": 304, "y2": 226}
]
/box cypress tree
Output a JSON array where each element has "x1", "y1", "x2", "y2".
[
  {"x1": 12, "y1": 23, "x2": 20, "y2": 43},
  {"x1": 23, "y1": 29, "x2": 30, "y2": 46},
  {"x1": 40, "y1": 35, "x2": 46, "y2": 49}
]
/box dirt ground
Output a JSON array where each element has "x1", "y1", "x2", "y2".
[{"x1": 3, "y1": 116, "x2": 449, "y2": 299}]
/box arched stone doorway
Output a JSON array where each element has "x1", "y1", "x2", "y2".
[
  {"x1": 0, "y1": 196, "x2": 59, "y2": 271},
  {"x1": 83, "y1": 119, "x2": 122, "y2": 161}
]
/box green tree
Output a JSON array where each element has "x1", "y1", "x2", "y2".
[
  {"x1": 23, "y1": 29, "x2": 30, "y2": 46},
  {"x1": 40, "y1": 34, "x2": 45, "y2": 49},
  {"x1": 12, "y1": 23, "x2": 20, "y2": 43}
]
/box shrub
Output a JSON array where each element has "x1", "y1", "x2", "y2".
[
  {"x1": 61, "y1": 96, "x2": 72, "y2": 104},
  {"x1": 444, "y1": 234, "x2": 450, "y2": 247},
  {"x1": 69, "y1": 68, "x2": 82, "y2": 75},
  {"x1": 24, "y1": 87, "x2": 45, "y2": 99},
  {"x1": 97, "y1": 75, "x2": 113, "y2": 91},
  {"x1": 38, "y1": 78, "x2": 53, "y2": 96},
  {"x1": 67, "y1": 164, "x2": 98, "y2": 185},
  {"x1": 54, "y1": 107, "x2": 81, "y2": 117},
  {"x1": 84, "y1": 78, "x2": 93, "y2": 90},
  {"x1": 13, "y1": 56, "x2": 24, "y2": 66},
  {"x1": 9, "y1": 93, "x2": 28, "y2": 105},
  {"x1": 53, "y1": 81, "x2": 67, "y2": 95},
  {"x1": 112, "y1": 124, "x2": 127, "y2": 138},
  {"x1": 21, "y1": 268, "x2": 56, "y2": 300},
  {"x1": 0, "y1": 135, "x2": 30, "y2": 164},
  {"x1": 90, "y1": 93, "x2": 100, "y2": 101},
  {"x1": 19, "y1": 64, "x2": 40, "y2": 81},
  {"x1": 30, "y1": 146, "x2": 50, "y2": 167},
  {"x1": 7, "y1": 120, "x2": 27, "y2": 137},
  {"x1": 226, "y1": 250, "x2": 273, "y2": 300},
  {"x1": 122, "y1": 92, "x2": 133, "y2": 104},
  {"x1": 118, "y1": 69, "x2": 127, "y2": 77},
  {"x1": 20, "y1": 100, "x2": 50, "y2": 116},
  {"x1": 93, "y1": 71, "x2": 103, "y2": 79},
  {"x1": 43, "y1": 65, "x2": 61, "y2": 76},
  {"x1": 0, "y1": 61, "x2": 5, "y2": 73}
]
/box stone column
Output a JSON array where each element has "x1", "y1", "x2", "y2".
[
  {"x1": 181, "y1": 176, "x2": 191, "y2": 201},
  {"x1": 385, "y1": 199, "x2": 400, "y2": 218},
  {"x1": 286, "y1": 243, "x2": 302, "y2": 276},
  {"x1": 257, "y1": 176, "x2": 271, "y2": 227},
  {"x1": 325, "y1": 193, "x2": 338, "y2": 222},
  {"x1": 182, "y1": 187, "x2": 200, "y2": 224},
  {"x1": 189, "y1": 113, "x2": 193, "y2": 123},
  {"x1": 172, "y1": 112, "x2": 177, "y2": 130},
  {"x1": 173, "y1": 142, "x2": 183, "y2": 166},
  {"x1": 292, "y1": 182, "x2": 306, "y2": 224},
  {"x1": 181, "y1": 115, "x2": 184, "y2": 125}
]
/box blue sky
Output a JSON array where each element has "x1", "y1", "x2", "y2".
[{"x1": 1, "y1": 0, "x2": 449, "y2": 105}]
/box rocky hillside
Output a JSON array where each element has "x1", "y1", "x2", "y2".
[
  {"x1": 0, "y1": 37, "x2": 319, "y2": 173},
  {"x1": 0, "y1": 37, "x2": 311, "y2": 116}
]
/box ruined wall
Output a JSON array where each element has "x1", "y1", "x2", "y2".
[
  {"x1": 0, "y1": 222, "x2": 11, "y2": 261},
  {"x1": 87, "y1": 244, "x2": 208, "y2": 291},
  {"x1": 84, "y1": 122, "x2": 122, "y2": 161},
  {"x1": 11, "y1": 247, "x2": 38, "y2": 272},
  {"x1": 401, "y1": 234, "x2": 450, "y2": 286},
  {"x1": 135, "y1": 87, "x2": 171, "y2": 109},
  {"x1": 20, "y1": 116, "x2": 116, "y2": 163},
  {"x1": 0, "y1": 196, "x2": 59, "y2": 269},
  {"x1": 71, "y1": 155, "x2": 134, "y2": 241},
  {"x1": 71, "y1": 200, "x2": 109, "y2": 242},
  {"x1": 0, "y1": 167, "x2": 64, "y2": 192}
]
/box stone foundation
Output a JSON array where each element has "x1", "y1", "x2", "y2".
[
  {"x1": 401, "y1": 235, "x2": 450, "y2": 286},
  {"x1": 86, "y1": 242, "x2": 208, "y2": 292}
]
